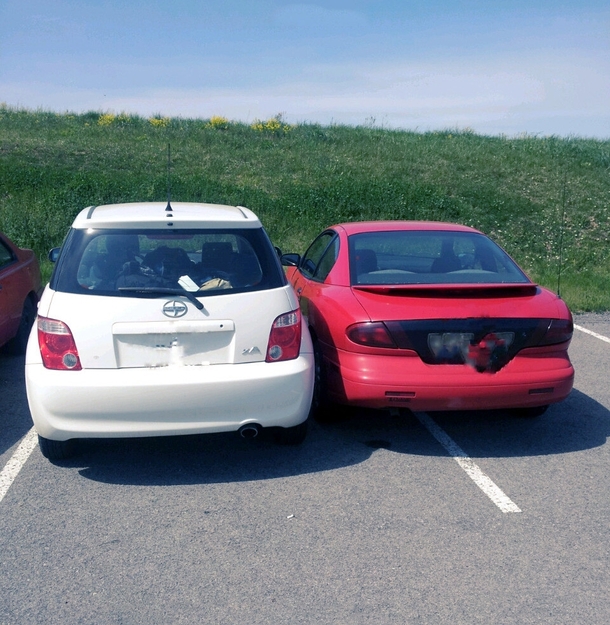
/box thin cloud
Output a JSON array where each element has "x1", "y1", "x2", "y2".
[{"x1": 4, "y1": 50, "x2": 607, "y2": 138}]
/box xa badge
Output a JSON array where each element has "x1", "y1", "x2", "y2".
[{"x1": 163, "y1": 300, "x2": 188, "y2": 318}]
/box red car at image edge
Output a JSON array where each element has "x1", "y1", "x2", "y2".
[
  {"x1": 281, "y1": 221, "x2": 574, "y2": 417},
  {"x1": 0, "y1": 231, "x2": 43, "y2": 355}
]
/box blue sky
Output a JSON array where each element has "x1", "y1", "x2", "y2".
[{"x1": 1, "y1": 0, "x2": 609, "y2": 138}]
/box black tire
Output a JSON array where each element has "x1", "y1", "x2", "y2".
[
  {"x1": 5, "y1": 297, "x2": 36, "y2": 356},
  {"x1": 274, "y1": 419, "x2": 308, "y2": 445},
  {"x1": 512, "y1": 405, "x2": 549, "y2": 418},
  {"x1": 38, "y1": 435, "x2": 76, "y2": 460},
  {"x1": 310, "y1": 339, "x2": 346, "y2": 423},
  {"x1": 311, "y1": 340, "x2": 331, "y2": 421}
]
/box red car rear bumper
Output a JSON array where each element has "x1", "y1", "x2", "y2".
[{"x1": 324, "y1": 345, "x2": 574, "y2": 411}]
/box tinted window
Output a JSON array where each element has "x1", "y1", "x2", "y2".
[
  {"x1": 300, "y1": 231, "x2": 337, "y2": 280},
  {"x1": 349, "y1": 231, "x2": 530, "y2": 285},
  {"x1": 52, "y1": 228, "x2": 286, "y2": 296},
  {"x1": 0, "y1": 240, "x2": 16, "y2": 269},
  {"x1": 316, "y1": 237, "x2": 339, "y2": 281}
]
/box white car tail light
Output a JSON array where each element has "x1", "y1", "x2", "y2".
[
  {"x1": 38, "y1": 317, "x2": 82, "y2": 370},
  {"x1": 266, "y1": 309, "x2": 301, "y2": 362}
]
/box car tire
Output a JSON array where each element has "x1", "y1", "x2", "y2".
[
  {"x1": 274, "y1": 419, "x2": 308, "y2": 445},
  {"x1": 311, "y1": 340, "x2": 328, "y2": 415},
  {"x1": 311, "y1": 339, "x2": 344, "y2": 423},
  {"x1": 38, "y1": 435, "x2": 76, "y2": 461},
  {"x1": 5, "y1": 297, "x2": 36, "y2": 356}
]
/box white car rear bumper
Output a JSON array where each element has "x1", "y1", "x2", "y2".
[{"x1": 26, "y1": 355, "x2": 314, "y2": 441}]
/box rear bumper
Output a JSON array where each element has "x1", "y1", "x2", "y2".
[
  {"x1": 324, "y1": 346, "x2": 574, "y2": 411},
  {"x1": 26, "y1": 355, "x2": 314, "y2": 441}
]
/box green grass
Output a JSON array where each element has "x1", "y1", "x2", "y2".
[{"x1": 1, "y1": 106, "x2": 609, "y2": 311}]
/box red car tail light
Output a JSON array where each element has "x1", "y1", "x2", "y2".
[
  {"x1": 536, "y1": 318, "x2": 573, "y2": 346},
  {"x1": 266, "y1": 309, "x2": 302, "y2": 362},
  {"x1": 347, "y1": 322, "x2": 397, "y2": 348},
  {"x1": 38, "y1": 317, "x2": 82, "y2": 370}
]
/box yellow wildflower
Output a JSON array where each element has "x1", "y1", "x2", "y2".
[
  {"x1": 98, "y1": 113, "x2": 115, "y2": 126},
  {"x1": 149, "y1": 117, "x2": 170, "y2": 128},
  {"x1": 206, "y1": 115, "x2": 230, "y2": 130}
]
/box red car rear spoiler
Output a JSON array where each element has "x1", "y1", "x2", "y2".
[{"x1": 352, "y1": 283, "x2": 539, "y2": 298}]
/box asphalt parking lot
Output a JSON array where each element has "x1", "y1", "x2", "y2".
[{"x1": 1, "y1": 313, "x2": 609, "y2": 624}]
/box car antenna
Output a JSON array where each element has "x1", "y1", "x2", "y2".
[
  {"x1": 165, "y1": 143, "x2": 172, "y2": 213},
  {"x1": 556, "y1": 170, "x2": 567, "y2": 298}
]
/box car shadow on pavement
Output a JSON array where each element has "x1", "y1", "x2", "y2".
[
  {"x1": 72, "y1": 388, "x2": 609, "y2": 486},
  {"x1": 0, "y1": 353, "x2": 32, "y2": 458},
  {"x1": 322, "y1": 388, "x2": 609, "y2": 459},
  {"x1": 416, "y1": 388, "x2": 609, "y2": 459},
  {"x1": 73, "y1": 407, "x2": 434, "y2": 485},
  {"x1": 74, "y1": 426, "x2": 379, "y2": 486}
]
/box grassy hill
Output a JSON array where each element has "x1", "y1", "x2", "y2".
[{"x1": 1, "y1": 106, "x2": 609, "y2": 311}]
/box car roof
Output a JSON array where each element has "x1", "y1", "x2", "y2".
[
  {"x1": 71, "y1": 202, "x2": 262, "y2": 230},
  {"x1": 331, "y1": 221, "x2": 483, "y2": 235}
]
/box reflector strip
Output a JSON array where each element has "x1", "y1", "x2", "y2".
[
  {"x1": 414, "y1": 412, "x2": 521, "y2": 513},
  {"x1": 529, "y1": 387, "x2": 554, "y2": 395}
]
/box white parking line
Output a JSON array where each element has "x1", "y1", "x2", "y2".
[
  {"x1": 574, "y1": 324, "x2": 610, "y2": 344},
  {"x1": 0, "y1": 427, "x2": 38, "y2": 504},
  {"x1": 414, "y1": 412, "x2": 521, "y2": 513}
]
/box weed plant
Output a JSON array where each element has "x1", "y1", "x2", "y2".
[{"x1": 1, "y1": 106, "x2": 609, "y2": 310}]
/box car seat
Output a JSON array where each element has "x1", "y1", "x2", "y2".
[
  {"x1": 143, "y1": 246, "x2": 192, "y2": 279},
  {"x1": 431, "y1": 239, "x2": 461, "y2": 273}
]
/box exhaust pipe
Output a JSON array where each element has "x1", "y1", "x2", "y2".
[{"x1": 238, "y1": 424, "x2": 261, "y2": 439}]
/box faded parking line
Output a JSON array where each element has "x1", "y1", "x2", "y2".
[
  {"x1": 0, "y1": 427, "x2": 38, "y2": 505},
  {"x1": 414, "y1": 412, "x2": 521, "y2": 513},
  {"x1": 574, "y1": 324, "x2": 610, "y2": 345}
]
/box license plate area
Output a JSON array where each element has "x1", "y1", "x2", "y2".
[
  {"x1": 428, "y1": 331, "x2": 514, "y2": 371},
  {"x1": 112, "y1": 319, "x2": 235, "y2": 367},
  {"x1": 428, "y1": 332, "x2": 474, "y2": 364},
  {"x1": 386, "y1": 318, "x2": 549, "y2": 372}
]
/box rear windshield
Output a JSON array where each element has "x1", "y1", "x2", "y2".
[
  {"x1": 51, "y1": 228, "x2": 286, "y2": 296},
  {"x1": 349, "y1": 231, "x2": 530, "y2": 286}
]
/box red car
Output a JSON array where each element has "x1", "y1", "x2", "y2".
[
  {"x1": 0, "y1": 231, "x2": 42, "y2": 355},
  {"x1": 282, "y1": 221, "x2": 574, "y2": 417}
]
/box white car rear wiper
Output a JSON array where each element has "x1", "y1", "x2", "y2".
[{"x1": 118, "y1": 287, "x2": 205, "y2": 311}]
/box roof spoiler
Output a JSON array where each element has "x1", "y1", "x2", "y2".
[{"x1": 353, "y1": 283, "x2": 539, "y2": 298}]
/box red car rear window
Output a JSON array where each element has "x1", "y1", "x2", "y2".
[{"x1": 349, "y1": 231, "x2": 530, "y2": 286}]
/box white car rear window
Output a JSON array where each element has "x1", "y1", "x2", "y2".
[{"x1": 52, "y1": 228, "x2": 286, "y2": 295}]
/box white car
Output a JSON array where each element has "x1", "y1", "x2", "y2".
[{"x1": 26, "y1": 202, "x2": 314, "y2": 460}]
